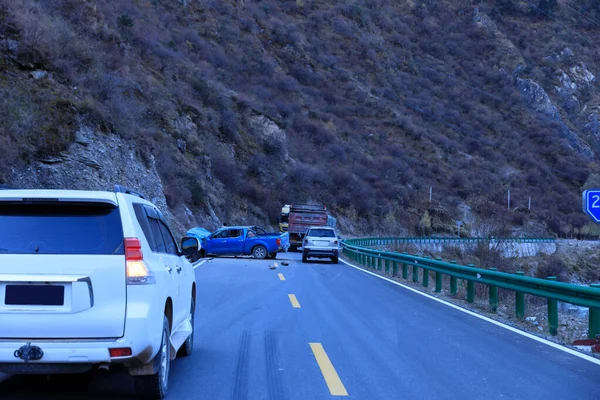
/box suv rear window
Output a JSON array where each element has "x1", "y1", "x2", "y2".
[
  {"x1": 308, "y1": 229, "x2": 335, "y2": 237},
  {"x1": 0, "y1": 202, "x2": 124, "y2": 255}
]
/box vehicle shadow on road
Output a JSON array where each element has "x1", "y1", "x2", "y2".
[{"x1": 0, "y1": 367, "x2": 135, "y2": 399}]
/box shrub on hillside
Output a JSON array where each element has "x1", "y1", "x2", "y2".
[{"x1": 535, "y1": 257, "x2": 568, "y2": 281}]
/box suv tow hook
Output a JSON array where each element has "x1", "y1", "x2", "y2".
[{"x1": 14, "y1": 342, "x2": 44, "y2": 363}]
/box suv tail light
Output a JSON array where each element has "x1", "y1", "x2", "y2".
[
  {"x1": 125, "y1": 238, "x2": 156, "y2": 285},
  {"x1": 276, "y1": 238, "x2": 281, "y2": 246},
  {"x1": 109, "y1": 347, "x2": 132, "y2": 358}
]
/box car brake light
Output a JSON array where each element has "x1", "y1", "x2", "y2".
[
  {"x1": 276, "y1": 238, "x2": 281, "y2": 246},
  {"x1": 125, "y1": 238, "x2": 155, "y2": 285},
  {"x1": 109, "y1": 347, "x2": 132, "y2": 358}
]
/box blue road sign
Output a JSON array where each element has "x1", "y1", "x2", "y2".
[{"x1": 583, "y1": 189, "x2": 600, "y2": 222}]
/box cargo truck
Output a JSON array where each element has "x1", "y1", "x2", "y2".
[{"x1": 285, "y1": 204, "x2": 336, "y2": 251}]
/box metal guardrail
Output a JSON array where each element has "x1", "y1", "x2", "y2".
[
  {"x1": 341, "y1": 237, "x2": 600, "y2": 339},
  {"x1": 351, "y1": 237, "x2": 556, "y2": 246}
]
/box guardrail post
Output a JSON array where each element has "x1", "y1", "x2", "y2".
[
  {"x1": 546, "y1": 276, "x2": 558, "y2": 336},
  {"x1": 450, "y1": 261, "x2": 458, "y2": 295},
  {"x1": 488, "y1": 268, "x2": 497, "y2": 313},
  {"x1": 412, "y1": 260, "x2": 419, "y2": 283},
  {"x1": 392, "y1": 261, "x2": 398, "y2": 277},
  {"x1": 402, "y1": 263, "x2": 408, "y2": 279},
  {"x1": 435, "y1": 258, "x2": 443, "y2": 293},
  {"x1": 466, "y1": 264, "x2": 475, "y2": 303},
  {"x1": 515, "y1": 271, "x2": 525, "y2": 319},
  {"x1": 422, "y1": 256, "x2": 430, "y2": 287},
  {"x1": 590, "y1": 284, "x2": 600, "y2": 339}
]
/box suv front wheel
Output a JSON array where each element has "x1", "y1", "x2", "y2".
[{"x1": 133, "y1": 316, "x2": 171, "y2": 399}]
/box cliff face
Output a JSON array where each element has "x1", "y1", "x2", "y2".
[{"x1": 1, "y1": 1, "x2": 600, "y2": 238}]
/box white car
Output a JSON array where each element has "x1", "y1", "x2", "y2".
[
  {"x1": 0, "y1": 185, "x2": 198, "y2": 399},
  {"x1": 301, "y1": 226, "x2": 340, "y2": 264}
]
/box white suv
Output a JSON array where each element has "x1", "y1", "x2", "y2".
[
  {"x1": 0, "y1": 185, "x2": 198, "y2": 399},
  {"x1": 301, "y1": 226, "x2": 339, "y2": 264}
]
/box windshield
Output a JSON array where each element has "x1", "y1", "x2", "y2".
[
  {"x1": 0, "y1": 202, "x2": 124, "y2": 255},
  {"x1": 308, "y1": 229, "x2": 335, "y2": 238}
]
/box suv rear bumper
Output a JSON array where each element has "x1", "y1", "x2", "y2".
[
  {"x1": 303, "y1": 247, "x2": 338, "y2": 258},
  {"x1": 0, "y1": 297, "x2": 164, "y2": 373},
  {"x1": 0, "y1": 335, "x2": 155, "y2": 374}
]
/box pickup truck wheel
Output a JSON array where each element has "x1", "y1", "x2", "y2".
[
  {"x1": 252, "y1": 245, "x2": 267, "y2": 259},
  {"x1": 302, "y1": 251, "x2": 307, "y2": 263},
  {"x1": 332, "y1": 256, "x2": 339, "y2": 264},
  {"x1": 133, "y1": 316, "x2": 171, "y2": 399},
  {"x1": 177, "y1": 297, "x2": 195, "y2": 357}
]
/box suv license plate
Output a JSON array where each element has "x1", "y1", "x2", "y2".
[{"x1": 5, "y1": 285, "x2": 65, "y2": 306}]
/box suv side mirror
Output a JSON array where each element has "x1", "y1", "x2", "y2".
[{"x1": 181, "y1": 237, "x2": 199, "y2": 256}]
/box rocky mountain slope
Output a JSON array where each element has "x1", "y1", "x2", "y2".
[{"x1": 1, "y1": 0, "x2": 600, "y2": 237}]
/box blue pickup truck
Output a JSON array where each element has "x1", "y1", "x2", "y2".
[{"x1": 198, "y1": 226, "x2": 290, "y2": 259}]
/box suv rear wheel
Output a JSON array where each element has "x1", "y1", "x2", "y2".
[
  {"x1": 302, "y1": 251, "x2": 308, "y2": 263},
  {"x1": 133, "y1": 316, "x2": 171, "y2": 399},
  {"x1": 332, "y1": 256, "x2": 339, "y2": 264}
]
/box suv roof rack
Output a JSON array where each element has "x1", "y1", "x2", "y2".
[{"x1": 114, "y1": 185, "x2": 146, "y2": 199}]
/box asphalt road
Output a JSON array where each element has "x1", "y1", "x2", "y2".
[{"x1": 1, "y1": 252, "x2": 599, "y2": 399}]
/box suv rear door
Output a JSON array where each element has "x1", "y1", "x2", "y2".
[
  {"x1": 0, "y1": 197, "x2": 127, "y2": 339},
  {"x1": 132, "y1": 204, "x2": 184, "y2": 328}
]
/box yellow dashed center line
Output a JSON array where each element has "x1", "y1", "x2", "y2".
[
  {"x1": 278, "y1": 273, "x2": 285, "y2": 281},
  {"x1": 288, "y1": 294, "x2": 301, "y2": 308},
  {"x1": 309, "y1": 343, "x2": 349, "y2": 396}
]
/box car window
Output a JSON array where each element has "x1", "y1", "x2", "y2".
[
  {"x1": 158, "y1": 221, "x2": 178, "y2": 255},
  {"x1": 309, "y1": 229, "x2": 335, "y2": 238},
  {"x1": 0, "y1": 202, "x2": 124, "y2": 255},
  {"x1": 133, "y1": 203, "x2": 157, "y2": 252},
  {"x1": 247, "y1": 230, "x2": 256, "y2": 238},
  {"x1": 149, "y1": 219, "x2": 167, "y2": 253},
  {"x1": 229, "y1": 229, "x2": 242, "y2": 238},
  {"x1": 212, "y1": 230, "x2": 228, "y2": 239}
]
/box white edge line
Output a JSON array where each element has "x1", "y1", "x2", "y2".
[
  {"x1": 193, "y1": 258, "x2": 211, "y2": 269},
  {"x1": 340, "y1": 258, "x2": 600, "y2": 366}
]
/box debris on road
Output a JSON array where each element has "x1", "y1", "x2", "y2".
[
  {"x1": 281, "y1": 261, "x2": 289, "y2": 266},
  {"x1": 269, "y1": 262, "x2": 279, "y2": 269}
]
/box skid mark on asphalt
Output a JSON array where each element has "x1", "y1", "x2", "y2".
[
  {"x1": 288, "y1": 294, "x2": 301, "y2": 308},
  {"x1": 264, "y1": 331, "x2": 286, "y2": 400},
  {"x1": 231, "y1": 330, "x2": 251, "y2": 400},
  {"x1": 309, "y1": 343, "x2": 349, "y2": 396}
]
